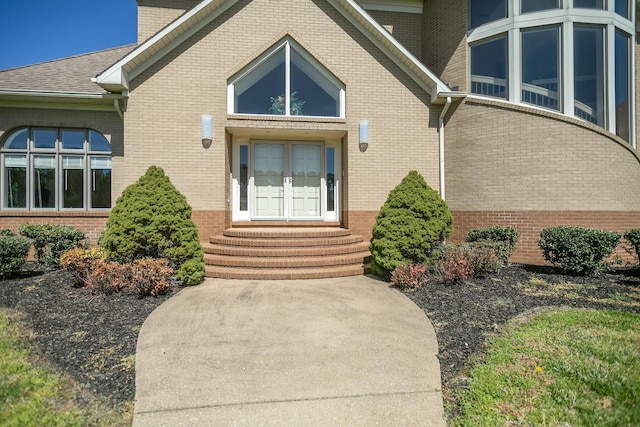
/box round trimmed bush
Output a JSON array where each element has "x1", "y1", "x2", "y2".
[
  {"x1": 101, "y1": 166, "x2": 204, "y2": 285},
  {"x1": 0, "y1": 235, "x2": 31, "y2": 278},
  {"x1": 369, "y1": 170, "x2": 453, "y2": 279}
]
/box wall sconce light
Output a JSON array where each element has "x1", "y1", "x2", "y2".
[
  {"x1": 359, "y1": 120, "x2": 369, "y2": 152},
  {"x1": 201, "y1": 114, "x2": 213, "y2": 149}
]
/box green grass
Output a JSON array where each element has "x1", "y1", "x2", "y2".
[
  {"x1": 0, "y1": 310, "x2": 130, "y2": 426},
  {"x1": 451, "y1": 309, "x2": 640, "y2": 426}
]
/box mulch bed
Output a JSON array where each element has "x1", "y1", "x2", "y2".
[
  {"x1": 0, "y1": 263, "x2": 638, "y2": 412},
  {"x1": 0, "y1": 264, "x2": 177, "y2": 407}
]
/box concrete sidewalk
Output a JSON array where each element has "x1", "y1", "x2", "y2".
[{"x1": 132, "y1": 275, "x2": 445, "y2": 426}]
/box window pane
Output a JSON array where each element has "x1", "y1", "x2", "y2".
[
  {"x1": 573, "y1": 0, "x2": 604, "y2": 9},
  {"x1": 521, "y1": 0, "x2": 559, "y2": 13},
  {"x1": 239, "y1": 145, "x2": 248, "y2": 211},
  {"x1": 235, "y1": 47, "x2": 286, "y2": 115},
  {"x1": 4, "y1": 155, "x2": 27, "y2": 208},
  {"x1": 61, "y1": 130, "x2": 85, "y2": 150},
  {"x1": 3, "y1": 128, "x2": 28, "y2": 150},
  {"x1": 615, "y1": 0, "x2": 629, "y2": 19},
  {"x1": 470, "y1": 0, "x2": 507, "y2": 29},
  {"x1": 33, "y1": 129, "x2": 57, "y2": 149},
  {"x1": 574, "y1": 26, "x2": 605, "y2": 126},
  {"x1": 89, "y1": 130, "x2": 111, "y2": 152},
  {"x1": 290, "y1": 50, "x2": 340, "y2": 117},
  {"x1": 33, "y1": 155, "x2": 55, "y2": 208},
  {"x1": 522, "y1": 27, "x2": 560, "y2": 111},
  {"x1": 615, "y1": 31, "x2": 630, "y2": 142},
  {"x1": 90, "y1": 157, "x2": 111, "y2": 209},
  {"x1": 471, "y1": 36, "x2": 508, "y2": 99},
  {"x1": 326, "y1": 147, "x2": 335, "y2": 212},
  {"x1": 62, "y1": 156, "x2": 84, "y2": 209}
]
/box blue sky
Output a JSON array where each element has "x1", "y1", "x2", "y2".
[{"x1": 0, "y1": 0, "x2": 137, "y2": 70}]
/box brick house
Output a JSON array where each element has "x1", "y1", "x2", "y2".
[{"x1": 1, "y1": 0, "x2": 639, "y2": 278}]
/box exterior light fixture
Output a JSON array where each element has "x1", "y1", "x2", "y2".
[
  {"x1": 359, "y1": 120, "x2": 369, "y2": 152},
  {"x1": 201, "y1": 115, "x2": 213, "y2": 149}
]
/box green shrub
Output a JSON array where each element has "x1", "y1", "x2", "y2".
[
  {"x1": 624, "y1": 229, "x2": 640, "y2": 264},
  {"x1": 59, "y1": 247, "x2": 107, "y2": 287},
  {"x1": 538, "y1": 226, "x2": 621, "y2": 276},
  {"x1": 0, "y1": 228, "x2": 15, "y2": 237},
  {"x1": 101, "y1": 166, "x2": 204, "y2": 285},
  {"x1": 466, "y1": 225, "x2": 519, "y2": 265},
  {"x1": 390, "y1": 263, "x2": 429, "y2": 289},
  {"x1": 370, "y1": 171, "x2": 453, "y2": 279},
  {"x1": 437, "y1": 244, "x2": 499, "y2": 284},
  {"x1": 18, "y1": 224, "x2": 87, "y2": 266},
  {"x1": 466, "y1": 225, "x2": 520, "y2": 247},
  {"x1": 0, "y1": 235, "x2": 31, "y2": 278}
]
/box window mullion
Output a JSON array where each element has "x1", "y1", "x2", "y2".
[
  {"x1": 510, "y1": 28, "x2": 520, "y2": 103},
  {"x1": 285, "y1": 42, "x2": 291, "y2": 116},
  {"x1": 606, "y1": 24, "x2": 616, "y2": 133},
  {"x1": 562, "y1": 21, "x2": 574, "y2": 116}
]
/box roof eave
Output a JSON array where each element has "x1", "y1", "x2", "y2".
[
  {"x1": 329, "y1": 0, "x2": 452, "y2": 103},
  {"x1": 0, "y1": 89, "x2": 124, "y2": 111}
]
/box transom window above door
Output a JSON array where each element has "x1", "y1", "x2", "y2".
[{"x1": 228, "y1": 38, "x2": 345, "y2": 118}]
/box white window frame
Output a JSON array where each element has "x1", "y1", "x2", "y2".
[
  {"x1": 0, "y1": 127, "x2": 112, "y2": 211},
  {"x1": 227, "y1": 38, "x2": 346, "y2": 119},
  {"x1": 467, "y1": 0, "x2": 636, "y2": 147}
]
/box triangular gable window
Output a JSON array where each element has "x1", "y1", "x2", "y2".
[{"x1": 228, "y1": 38, "x2": 345, "y2": 118}]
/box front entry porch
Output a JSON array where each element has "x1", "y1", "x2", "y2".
[{"x1": 203, "y1": 224, "x2": 371, "y2": 279}]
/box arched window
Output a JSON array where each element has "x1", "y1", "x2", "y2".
[
  {"x1": 468, "y1": 0, "x2": 634, "y2": 144},
  {"x1": 228, "y1": 38, "x2": 345, "y2": 118},
  {"x1": 1, "y1": 127, "x2": 112, "y2": 210}
]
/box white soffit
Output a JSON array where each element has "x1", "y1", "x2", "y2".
[
  {"x1": 358, "y1": 0, "x2": 423, "y2": 14},
  {"x1": 96, "y1": 0, "x2": 450, "y2": 102}
]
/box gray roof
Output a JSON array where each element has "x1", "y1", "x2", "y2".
[{"x1": 0, "y1": 44, "x2": 136, "y2": 94}]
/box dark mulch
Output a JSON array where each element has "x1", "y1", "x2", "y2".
[
  {"x1": 0, "y1": 262, "x2": 638, "y2": 413},
  {"x1": 0, "y1": 264, "x2": 178, "y2": 407},
  {"x1": 404, "y1": 264, "x2": 640, "y2": 408}
]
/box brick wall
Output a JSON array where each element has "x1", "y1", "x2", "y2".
[
  {"x1": 451, "y1": 210, "x2": 640, "y2": 265},
  {"x1": 0, "y1": 212, "x2": 109, "y2": 244},
  {"x1": 445, "y1": 98, "x2": 640, "y2": 212},
  {"x1": 125, "y1": 0, "x2": 440, "y2": 217},
  {"x1": 367, "y1": 9, "x2": 422, "y2": 60},
  {"x1": 422, "y1": 0, "x2": 468, "y2": 90},
  {"x1": 137, "y1": 0, "x2": 200, "y2": 43}
]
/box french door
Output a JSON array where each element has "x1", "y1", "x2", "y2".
[{"x1": 253, "y1": 142, "x2": 322, "y2": 219}]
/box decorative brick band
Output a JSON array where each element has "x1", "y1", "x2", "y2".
[{"x1": 451, "y1": 210, "x2": 640, "y2": 265}]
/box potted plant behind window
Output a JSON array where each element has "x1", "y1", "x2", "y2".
[{"x1": 270, "y1": 91, "x2": 305, "y2": 115}]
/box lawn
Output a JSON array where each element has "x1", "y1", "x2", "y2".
[
  {"x1": 451, "y1": 309, "x2": 640, "y2": 426},
  {"x1": 0, "y1": 310, "x2": 127, "y2": 427}
]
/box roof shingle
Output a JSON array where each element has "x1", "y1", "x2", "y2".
[{"x1": 0, "y1": 44, "x2": 136, "y2": 94}]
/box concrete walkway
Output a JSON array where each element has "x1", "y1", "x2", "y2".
[{"x1": 132, "y1": 275, "x2": 445, "y2": 426}]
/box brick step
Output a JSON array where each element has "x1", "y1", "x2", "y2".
[
  {"x1": 222, "y1": 227, "x2": 352, "y2": 239},
  {"x1": 204, "y1": 252, "x2": 371, "y2": 268},
  {"x1": 203, "y1": 241, "x2": 370, "y2": 257},
  {"x1": 205, "y1": 264, "x2": 368, "y2": 280},
  {"x1": 209, "y1": 234, "x2": 365, "y2": 248}
]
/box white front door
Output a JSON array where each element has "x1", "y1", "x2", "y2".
[{"x1": 252, "y1": 142, "x2": 322, "y2": 220}]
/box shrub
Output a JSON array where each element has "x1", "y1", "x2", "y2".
[
  {"x1": 370, "y1": 170, "x2": 453, "y2": 279},
  {"x1": 466, "y1": 225, "x2": 519, "y2": 266},
  {"x1": 390, "y1": 263, "x2": 429, "y2": 289},
  {"x1": 437, "y1": 244, "x2": 498, "y2": 284},
  {"x1": 538, "y1": 226, "x2": 621, "y2": 276},
  {"x1": 0, "y1": 228, "x2": 15, "y2": 237},
  {"x1": 129, "y1": 258, "x2": 173, "y2": 297},
  {"x1": 88, "y1": 261, "x2": 130, "y2": 295},
  {"x1": 100, "y1": 166, "x2": 204, "y2": 285},
  {"x1": 18, "y1": 224, "x2": 87, "y2": 266},
  {"x1": 624, "y1": 229, "x2": 640, "y2": 264},
  {"x1": 59, "y1": 247, "x2": 106, "y2": 287},
  {"x1": 0, "y1": 235, "x2": 31, "y2": 278}
]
